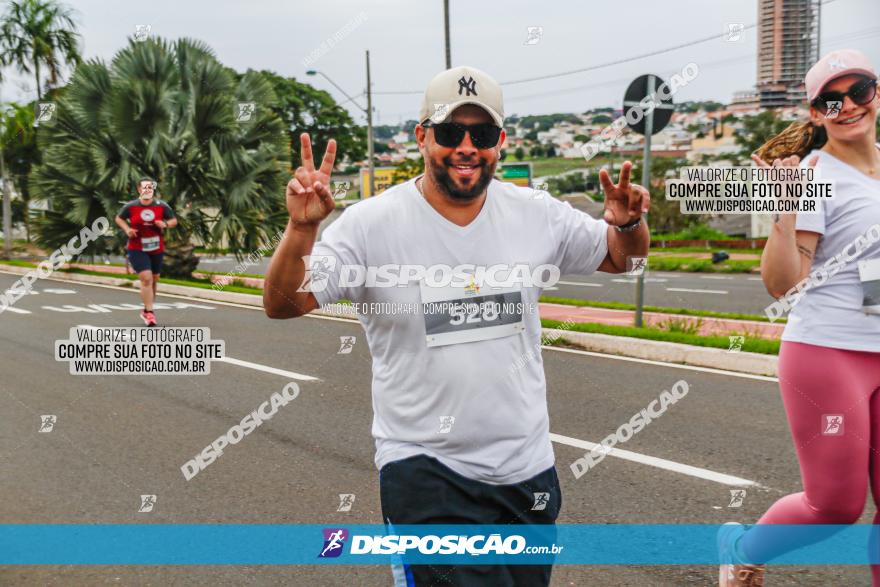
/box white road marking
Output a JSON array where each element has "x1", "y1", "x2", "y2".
[
  {"x1": 748, "y1": 277, "x2": 763, "y2": 281},
  {"x1": 666, "y1": 287, "x2": 728, "y2": 295},
  {"x1": 76, "y1": 325, "x2": 320, "y2": 382},
  {"x1": 612, "y1": 277, "x2": 668, "y2": 284},
  {"x1": 217, "y1": 356, "x2": 319, "y2": 382},
  {"x1": 0, "y1": 305, "x2": 31, "y2": 314},
  {"x1": 556, "y1": 280, "x2": 603, "y2": 287},
  {"x1": 550, "y1": 432, "x2": 758, "y2": 487},
  {"x1": 699, "y1": 275, "x2": 734, "y2": 280}
]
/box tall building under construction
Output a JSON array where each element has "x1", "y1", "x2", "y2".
[{"x1": 756, "y1": 0, "x2": 821, "y2": 108}]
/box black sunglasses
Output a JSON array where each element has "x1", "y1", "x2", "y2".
[
  {"x1": 812, "y1": 77, "x2": 877, "y2": 114},
  {"x1": 421, "y1": 120, "x2": 502, "y2": 149}
]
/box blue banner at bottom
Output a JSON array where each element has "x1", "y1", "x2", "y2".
[{"x1": 3, "y1": 524, "x2": 880, "y2": 565}]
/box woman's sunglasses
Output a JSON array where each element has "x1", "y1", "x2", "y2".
[
  {"x1": 812, "y1": 77, "x2": 877, "y2": 115},
  {"x1": 421, "y1": 120, "x2": 502, "y2": 149}
]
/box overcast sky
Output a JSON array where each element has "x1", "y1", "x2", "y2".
[{"x1": 2, "y1": 0, "x2": 878, "y2": 126}]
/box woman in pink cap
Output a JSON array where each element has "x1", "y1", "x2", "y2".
[{"x1": 718, "y1": 49, "x2": 880, "y2": 586}]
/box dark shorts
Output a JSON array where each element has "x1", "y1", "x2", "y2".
[
  {"x1": 379, "y1": 454, "x2": 561, "y2": 587},
  {"x1": 127, "y1": 250, "x2": 164, "y2": 275}
]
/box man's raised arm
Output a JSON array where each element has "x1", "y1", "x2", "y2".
[{"x1": 264, "y1": 133, "x2": 337, "y2": 319}]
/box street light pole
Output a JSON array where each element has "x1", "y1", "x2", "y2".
[
  {"x1": 443, "y1": 0, "x2": 451, "y2": 69},
  {"x1": 306, "y1": 53, "x2": 375, "y2": 197},
  {"x1": 365, "y1": 50, "x2": 375, "y2": 197}
]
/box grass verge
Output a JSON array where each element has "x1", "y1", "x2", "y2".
[
  {"x1": 647, "y1": 256, "x2": 759, "y2": 273},
  {"x1": 540, "y1": 319, "x2": 780, "y2": 355}
]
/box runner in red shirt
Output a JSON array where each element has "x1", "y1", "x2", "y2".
[{"x1": 114, "y1": 177, "x2": 177, "y2": 326}]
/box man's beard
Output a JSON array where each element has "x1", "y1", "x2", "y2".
[{"x1": 429, "y1": 156, "x2": 495, "y2": 202}]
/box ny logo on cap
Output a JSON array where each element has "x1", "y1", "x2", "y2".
[
  {"x1": 829, "y1": 58, "x2": 847, "y2": 71},
  {"x1": 458, "y1": 76, "x2": 477, "y2": 96}
]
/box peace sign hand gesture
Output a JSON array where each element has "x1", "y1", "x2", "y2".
[
  {"x1": 286, "y1": 133, "x2": 337, "y2": 227},
  {"x1": 599, "y1": 161, "x2": 650, "y2": 226}
]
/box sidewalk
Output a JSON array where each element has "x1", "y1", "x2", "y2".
[{"x1": 69, "y1": 263, "x2": 782, "y2": 339}]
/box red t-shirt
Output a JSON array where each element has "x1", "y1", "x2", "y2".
[{"x1": 117, "y1": 199, "x2": 175, "y2": 253}]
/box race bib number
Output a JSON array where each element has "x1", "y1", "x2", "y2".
[
  {"x1": 857, "y1": 257, "x2": 880, "y2": 315},
  {"x1": 141, "y1": 236, "x2": 160, "y2": 252},
  {"x1": 420, "y1": 280, "x2": 526, "y2": 348}
]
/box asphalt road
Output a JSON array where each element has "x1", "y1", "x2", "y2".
[{"x1": 0, "y1": 272, "x2": 869, "y2": 586}]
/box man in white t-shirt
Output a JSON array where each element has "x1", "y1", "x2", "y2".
[{"x1": 264, "y1": 66, "x2": 651, "y2": 586}]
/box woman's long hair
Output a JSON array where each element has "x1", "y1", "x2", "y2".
[{"x1": 755, "y1": 120, "x2": 828, "y2": 162}]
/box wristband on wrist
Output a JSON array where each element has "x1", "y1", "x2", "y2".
[{"x1": 615, "y1": 217, "x2": 643, "y2": 232}]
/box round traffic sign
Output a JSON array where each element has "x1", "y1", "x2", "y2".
[{"x1": 623, "y1": 74, "x2": 673, "y2": 136}]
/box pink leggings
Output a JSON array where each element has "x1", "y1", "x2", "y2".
[{"x1": 740, "y1": 341, "x2": 880, "y2": 580}]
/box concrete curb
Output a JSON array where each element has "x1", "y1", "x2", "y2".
[
  {"x1": 544, "y1": 329, "x2": 777, "y2": 378},
  {"x1": 1, "y1": 266, "x2": 778, "y2": 377}
]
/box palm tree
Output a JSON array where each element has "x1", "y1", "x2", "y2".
[
  {"x1": 0, "y1": 0, "x2": 81, "y2": 100},
  {"x1": 29, "y1": 37, "x2": 289, "y2": 277},
  {"x1": 0, "y1": 101, "x2": 37, "y2": 240}
]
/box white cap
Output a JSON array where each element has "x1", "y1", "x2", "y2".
[{"x1": 418, "y1": 65, "x2": 504, "y2": 127}]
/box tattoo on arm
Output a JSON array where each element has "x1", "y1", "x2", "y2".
[{"x1": 797, "y1": 244, "x2": 814, "y2": 260}]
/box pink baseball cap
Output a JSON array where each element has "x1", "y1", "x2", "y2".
[{"x1": 805, "y1": 49, "x2": 877, "y2": 102}]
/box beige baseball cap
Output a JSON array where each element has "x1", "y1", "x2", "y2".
[{"x1": 418, "y1": 65, "x2": 504, "y2": 127}]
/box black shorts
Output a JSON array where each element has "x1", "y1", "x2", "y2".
[
  {"x1": 379, "y1": 454, "x2": 561, "y2": 587},
  {"x1": 127, "y1": 250, "x2": 164, "y2": 275}
]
